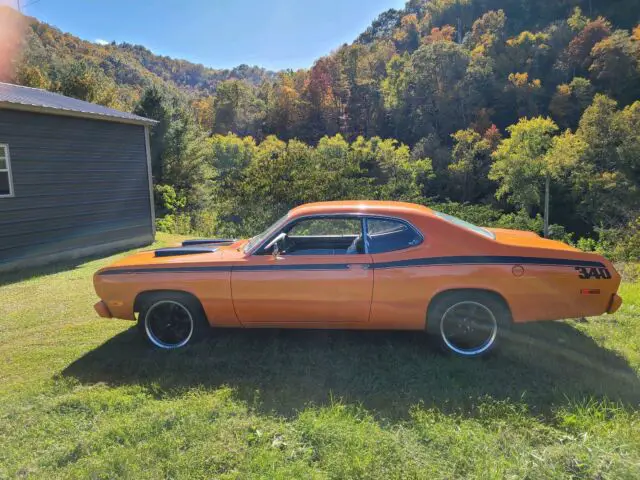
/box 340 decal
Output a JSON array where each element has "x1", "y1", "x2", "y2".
[{"x1": 575, "y1": 266, "x2": 612, "y2": 280}]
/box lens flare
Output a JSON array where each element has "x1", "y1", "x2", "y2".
[{"x1": 0, "y1": 5, "x2": 27, "y2": 82}]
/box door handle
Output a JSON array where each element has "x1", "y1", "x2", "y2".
[{"x1": 347, "y1": 264, "x2": 370, "y2": 270}]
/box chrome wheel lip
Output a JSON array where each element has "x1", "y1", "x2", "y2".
[
  {"x1": 144, "y1": 300, "x2": 194, "y2": 349},
  {"x1": 439, "y1": 300, "x2": 498, "y2": 356}
]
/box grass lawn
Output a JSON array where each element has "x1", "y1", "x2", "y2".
[{"x1": 1, "y1": 232, "x2": 639, "y2": 479}]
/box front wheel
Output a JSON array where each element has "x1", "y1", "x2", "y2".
[
  {"x1": 138, "y1": 293, "x2": 208, "y2": 349},
  {"x1": 427, "y1": 292, "x2": 510, "y2": 357}
]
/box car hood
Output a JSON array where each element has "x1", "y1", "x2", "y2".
[
  {"x1": 98, "y1": 240, "x2": 249, "y2": 272},
  {"x1": 486, "y1": 228, "x2": 580, "y2": 252}
]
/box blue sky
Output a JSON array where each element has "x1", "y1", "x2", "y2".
[{"x1": 13, "y1": 0, "x2": 406, "y2": 71}]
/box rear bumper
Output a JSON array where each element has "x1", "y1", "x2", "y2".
[
  {"x1": 607, "y1": 294, "x2": 623, "y2": 314},
  {"x1": 94, "y1": 301, "x2": 113, "y2": 319}
]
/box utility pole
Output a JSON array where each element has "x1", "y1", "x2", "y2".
[
  {"x1": 544, "y1": 174, "x2": 550, "y2": 238},
  {"x1": 17, "y1": 0, "x2": 22, "y2": 13}
]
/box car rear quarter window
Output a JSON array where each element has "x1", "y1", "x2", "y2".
[
  {"x1": 367, "y1": 219, "x2": 422, "y2": 254},
  {"x1": 434, "y1": 211, "x2": 495, "y2": 239}
]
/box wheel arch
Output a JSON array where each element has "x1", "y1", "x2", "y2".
[
  {"x1": 133, "y1": 290, "x2": 206, "y2": 319},
  {"x1": 425, "y1": 288, "x2": 513, "y2": 332}
]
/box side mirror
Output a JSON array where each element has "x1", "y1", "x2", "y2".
[{"x1": 264, "y1": 232, "x2": 287, "y2": 256}]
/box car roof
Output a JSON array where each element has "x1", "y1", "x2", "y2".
[{"x1": 289, "y1": 200, "x2": 435, "y2": 218}]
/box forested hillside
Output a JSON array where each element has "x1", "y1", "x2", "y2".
[
  {"x1": 4, "y1": 1, "x2": 640, "y2": 258},
  {"x1": 0, "y1": 6, "x2": 273, "y2": 109}
]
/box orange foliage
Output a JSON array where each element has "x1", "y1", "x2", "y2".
[{"x1": 423, "y1": 25, "x2": 456, "y2": 44}]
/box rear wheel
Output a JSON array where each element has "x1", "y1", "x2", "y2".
[
  {"x1": 138, "y1": 293, "x2": 208, "y2": 349},
  {"x1": 427, "y1": 291, "x2": 510, "y2": 357}
]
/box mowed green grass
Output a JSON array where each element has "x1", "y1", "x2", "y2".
[{"x1": 1, "y1": 233, "x2": 639, "y2": 479}]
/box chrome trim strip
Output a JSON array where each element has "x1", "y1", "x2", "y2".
[{"x1": 248, "y1": 212, "x2": 424, "y2": 256}]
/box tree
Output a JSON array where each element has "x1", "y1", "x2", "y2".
[
  {"x1": 489, "y1": 117, "x2": 581, "y2": 237},
  {"x1": 304, "y1": 56, "x2": 344, "y2": 139},
  {"x1": 15, "y1": 64, "x2": 51, "y2": 89},
  {"x1": 404, "y1": 41, "x2": 471, "y2": 143},
  {"x1": 134, "y1": 86, "x2": 173, "y2": 182},
  {"x1": 393, "y1": 14, "x2": 422, "y2": 52},
  {"x1": 464, "y1": 9, "x2": 506, "y2": 57},
  {"x1": 615, "y1": 101, "x2": 640, "y2": 186},
  {"x1": 589, "y1": 30, "x2": 640, "y2": 104},
  {"x1": 572, "y1": 95, "x2": 640, "y2": 226},
  {"x1": 55, "y1": 61, "x2": 121, "y2": 108},
  {"x1": 567, "y1": 7, "x2": 589, "y2": 33},
  {"x1": 504, "y1": 72, "x2": 543, "y2": 119},
  {"x1": 560, "y1": 17, "x2": 611, "y2": 77},
  {"x1": 161, "y1": 113, "x2": 211, "y2": 213},
  {"x1": 191, "y1": 96, "x2": 215, "y2": 132},
  {"x1": 448, "y1": 128, "x2": 492, "y2": 202},
  {"x1": 502, "y1": 31, "x2": 552, "y2": 79},
  {"x1": 549, "y1": 77, "x2": 595, "y2": 128},
  {"x1": 213, "y1": 80, "x2": 265, "y2": 137}
]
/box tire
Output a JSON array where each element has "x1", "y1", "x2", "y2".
[
  {"x1": 137, "y1": 293, "x2": 209, "y2": 349},
  {"x1": 427, "y1": 291, "x2": 511, "y2": 357}
]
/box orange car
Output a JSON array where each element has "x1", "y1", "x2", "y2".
[{"x1": 93, "y1": 201, "x2": 623, "y2": 356}]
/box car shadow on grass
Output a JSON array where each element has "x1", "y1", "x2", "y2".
[{"x1": 61, "y1": 321, "x2": 640, "y2": 420}]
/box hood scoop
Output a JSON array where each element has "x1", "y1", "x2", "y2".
[
  {"x1": 154, "y1": 247, "x2": 218, "y2": 258},
  {"x1": 182, "y1": 238, "x2": 237, "y2": 247}
]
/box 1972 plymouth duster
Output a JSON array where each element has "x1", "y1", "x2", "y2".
[{"x1": 94, "y1": 201, "x2": 623, "y2": 356}]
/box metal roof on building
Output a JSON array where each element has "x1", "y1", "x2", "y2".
[{"x1": 0, "y1": 82, "x2": 157, "y2": 126}]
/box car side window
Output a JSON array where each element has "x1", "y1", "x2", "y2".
[
  {"x1": 367, "y1": 219, "x2": 421, "y2": 254},
  {"x1": 259, "y1": 217, "x2": 365, "y2": 256}
]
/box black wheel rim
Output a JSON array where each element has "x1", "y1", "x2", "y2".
[
  {"x1": 440, "y1": 301, "x2": 498, "y2": 356},
  {"x1": 144, "y1": 300, "x2": 194, "y2": 349}
]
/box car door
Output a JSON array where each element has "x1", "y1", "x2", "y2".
[
  {"x1": 366, "y1": 217, "x2": 428, "y2": 329},
  {"x1": 231, "y1": 216, "x2": 374, "y2": 326}
]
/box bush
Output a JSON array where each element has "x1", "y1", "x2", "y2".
[
  {"x1": 574, "y1": 218, "x2": 640, "y2": 262},
  {"x1": 156, "y1": 214, "x2": 193, "y2": 235}
]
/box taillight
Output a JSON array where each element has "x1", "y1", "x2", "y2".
[{"x1": 581, "y1": 289, "x2": 601, "y2": 295}]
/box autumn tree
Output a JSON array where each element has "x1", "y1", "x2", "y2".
[
  {"x1": 560, "y1": 17, "x2": 611, "y2": 77},
  {"x1": 549, "y1": 77, "x2": 595, "y2": 128},
  {"x1": 191, "y1": 96, "x2": 215, "y2": 132},
  {"x1": 15, "y1": 64, "x2": 50, "y2": 89},
  {"x1": 402, "y1": 41, "x2": 472, "y2": 143},
  {"x1": 393, "y1": 14, "x2": 422, "y2": 52},
  {"x1": 589, "y1": 30, "x2": 640, "y2": 104},
  {"x1": 464, "y1": 9, "x2": 506, "y2": 57}
]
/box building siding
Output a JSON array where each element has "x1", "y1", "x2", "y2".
[{"x1": 0, "y1": 109, "x2": 153, "y2": 270}]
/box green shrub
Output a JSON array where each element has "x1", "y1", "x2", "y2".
[
  {"x1": 574, "y1": 218, "x2": 640, "y2": 261},
  {"x1": 156, "y1": 214, "x2": 193, "y2": 235}
]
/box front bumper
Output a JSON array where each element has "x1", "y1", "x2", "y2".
[
  {"x1": 94, "y1": 301, "x2": 113, "y2": 318},
  {"x1": 607, "y1": 294, "x2": 623, "y2": 314}
]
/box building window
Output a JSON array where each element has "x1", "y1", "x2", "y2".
[{"x1": 0, "y1": 144, "x2": 14, "y2": 197}]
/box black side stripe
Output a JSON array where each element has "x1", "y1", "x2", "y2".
[
  {"x1": 374, "y1": 255, "x2": 605, "y2": 270},
  {"x1": 98, "y1": 266, "x2": 231, "y2": 275},
  {"x1": 97, "y1": 255, "x2": 604, "y2": 276}
]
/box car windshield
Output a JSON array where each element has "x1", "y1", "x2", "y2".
[
  {"x1": 243, "y1": 213, "x2": 290, "y2": 253},
  {"x1": 434, "y1": 211, "x2": 496, "y2": 240}
]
